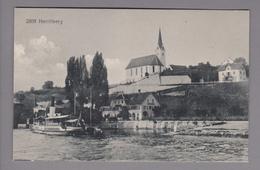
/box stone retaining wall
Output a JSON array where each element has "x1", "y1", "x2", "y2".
[{"x1": 101, "y1": 120, "x2": 223, "y2": 130}]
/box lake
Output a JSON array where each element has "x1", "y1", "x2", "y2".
[{"x1": 13, "y1": 129, "x2": 248, "y2": 161}]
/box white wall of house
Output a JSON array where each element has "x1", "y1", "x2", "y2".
[
  {"x1": 102, "y1": 110, "x2": 120, "y2": 118},
  {"x1": 141, "y1": 94, "x2": 160, "y2": 118},
  {"x1": 126, "y1": 65, "x2": 164, "y2": 83},
  {"x1": 129, "y1": 107, "x2": 143, "y2": 121},
  {"x1": 135, "y1": 74, "x2": 191, "y2": 85},
  {"x1": 128, "y1": 94, "x2": 160, "y2": 120},
  {"x1": 218, "y1": 66, "x2": 247, "y2": 82}
]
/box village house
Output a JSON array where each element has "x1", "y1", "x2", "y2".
[
  {"x1": 218, "y1": 59, "x2": 247, "y2": 82},
  {"x1": 101, "y1": 93, "x2": 160, "y2": 121}
]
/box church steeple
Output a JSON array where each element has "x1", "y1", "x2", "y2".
[
  {"x1": 156, "y1": 28, "x2": 166, "y2": 66},
  {"x1": 158, "y1": 28, "x2": 164, "y2": 50}
]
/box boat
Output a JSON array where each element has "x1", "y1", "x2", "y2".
[
  {"x1": 31, "y1": 95, "x2": 84, "y2": 136},
  {"x1": 31, "y1": 115, "x2": 84, "y2": 136}
]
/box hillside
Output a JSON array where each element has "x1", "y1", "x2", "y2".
[{"x1": 157, "y1": 81, "x2": 248, "y2": 120}]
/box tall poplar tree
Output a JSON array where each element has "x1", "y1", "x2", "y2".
[
  {"x1": 65, "y1": 55, "x2": 89, "y2": 116},
  {"x1": 90, "y1": 52, "x2": 109, "y2": 109}
]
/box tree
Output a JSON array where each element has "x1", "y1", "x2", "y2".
[
  {"x1": 234, "y1": 57, "x2": 249, "y2": 77},
  {"x1": 90, "y1": 52, "x2": 109, "y2": 109},
  {"x1": 42, "y1": 81, "x2": 54, "y2": 89},
  {"x1": 65, "y1": 55, "x2": 89, "y2": 116},
  {"x1": 234, "y1": 57, "x2": 247, "y2": 65},
  {"x1": 188, "y1": 62, "x2": 218, "y2": 82},
  {"x1": 14, "y1": 91, "x2": 25, "y2": 102}
]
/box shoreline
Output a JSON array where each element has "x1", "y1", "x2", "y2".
[
  {"x1": 16, "y1": 120, "x2": 249, "y2": 138},
  {"x1": 101, "y1": 120, "x2": 248, "y2": 138}
]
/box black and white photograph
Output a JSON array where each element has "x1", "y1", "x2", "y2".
[{"x1": 13, "y1": 8, "x2": 249, "y2": 161}]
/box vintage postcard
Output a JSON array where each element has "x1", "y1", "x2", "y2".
[{"x1": 13, "y1": 8, "x2": 249, "y2": 161}]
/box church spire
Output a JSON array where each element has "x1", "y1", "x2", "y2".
[
  {"x1": 156, "y1": 28, "x2": 166, "y2": 66},
  {"x1": 158, "y1": 28, "x2": 164, "y2": 49}
]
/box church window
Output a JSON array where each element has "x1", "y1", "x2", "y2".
[
  {"x1": 152, "y1": 66, "x2": 155, "y2": 73},
  {"x1": 136, "y1": 68, "x2": 138, "y2": 75},
  {"x1": 141, "y1": 67, "x2": 143, "y2": 77}
]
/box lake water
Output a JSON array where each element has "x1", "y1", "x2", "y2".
[{"x1": 13, "y1": 129, "x2": 248, "y2": 162}]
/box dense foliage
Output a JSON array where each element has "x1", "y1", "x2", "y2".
[
  {"x1": 157, "y1": 82, "x2": 248, "y2": 120},
  {"x1": 65, "y1": 55, "x2": 89, "y2": 116},
  {"x1": 42, "y1": 81, "x2": 54, "y2": 89},
  {"x1": 90, "y1": 52, "x2": 109, "y2": 109}
]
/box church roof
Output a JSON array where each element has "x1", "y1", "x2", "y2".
[{"x1": 126, "y1": 54, "x2": 163, "y2": 69}]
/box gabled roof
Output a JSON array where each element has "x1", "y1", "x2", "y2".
[
  {"x1": 218, "y1": 63, "x2": 245, "y2": 72},
  {"x1": 126, "y1": 55, "x2": 163, "y2": 69},
  {"x1": 125, "y1": 93, "x2": 151, "y2": 105},
  {"x1": 110, "y1": 92, "x2": 158, "y2": 105}
]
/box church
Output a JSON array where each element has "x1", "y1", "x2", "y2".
[
  {"x1": 109, "y1": 29, "x2": 191, "y2": 95},
  {"x1": 125, "y1": 29, "x2": 166, "y2": 83}
]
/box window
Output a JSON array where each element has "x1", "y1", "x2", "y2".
[
  {"x1": 130, "y1": 69, "x2": 132, "y2": 76},
  {"x1": 141, "y1": 67, "x2": 143, "y2": 77},
  {"x1": 152, "y1": 66, "x2": 155, "y2": 73},
  {"x1": 152, "y1": 99, "x2": 154, "y2": 103},
  {"x1": 136, "y1": 68, "x2": 138, "y2": 75},
  {"x1": 146, "y1": 66, "x2": 148, "y2": 72},
  {"x1": 233, "y1": 71, "x2": 235, "y2": 75}
]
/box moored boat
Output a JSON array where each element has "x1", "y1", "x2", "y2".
[
  {"x1": 31, "y1": 115, "x2": 84, "y2": 136},
  {"x1": 31, "y1": 95, "x2": 84, "y2": 136}
]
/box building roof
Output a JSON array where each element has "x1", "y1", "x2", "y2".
[
  {"x1": 170, "y1": 65, "x2": 187, "y2": 70},
  {"x1": 160, "y1": 66, "x2": 189, "y2": 76},
  {"x1": 218, "y1": 63, "x2": 245, "y2": 72},
  {"x1": 125, "y1": 93, "x2": 151, "y2": 105},
  {"x1": 111, "y1": 92, "x2": 157, "y2": 105},
  {"x1": 126, "y1": 54, "x2": 163, "y2": 69}
]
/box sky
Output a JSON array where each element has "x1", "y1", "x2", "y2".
[{"x1": 14, "y1": 8, "x2": 249, "y2": 92}]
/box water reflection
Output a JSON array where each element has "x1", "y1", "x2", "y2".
[{"x1": 13, "y1": 129, "x2": 248, "y2": 161}]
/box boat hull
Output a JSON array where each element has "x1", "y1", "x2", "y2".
[{"x1": 31, "y1": 124, "x2": 84, "y2": 136}]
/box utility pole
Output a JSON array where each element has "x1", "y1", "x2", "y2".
[
  {"x1": 74, "y1": 92, "x2": 77, "y2": 116},
  {"x1": 90, "y1": 86, "x2": 93, "y2": 127}
]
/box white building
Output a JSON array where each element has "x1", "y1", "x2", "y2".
[
  {"x1": 218, "y1": 60, "x2": 247, "y2": 82},
  {"x1": 101, "y1": 93, "x2": 160, "y2": 120},
  {"x1": 125, "y1": 29, "x2": 166, "y2": 83},
  {"x1": 126, "y1": 93, "x2": 160, "y2": 120}
]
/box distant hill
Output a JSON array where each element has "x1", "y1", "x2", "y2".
[{"x1": 14, "y1": 87, "x2": 67, "y2": 125}]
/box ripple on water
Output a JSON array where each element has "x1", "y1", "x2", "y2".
[{"x1": 13, "y1": 129, "x2": 248, "y2": 161}]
